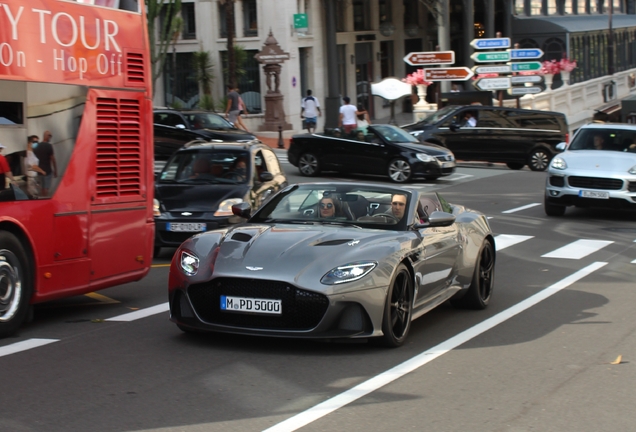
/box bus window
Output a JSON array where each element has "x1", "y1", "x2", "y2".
[{"x1": 72, "y1": 0, "x2": 140, "y2": 13}]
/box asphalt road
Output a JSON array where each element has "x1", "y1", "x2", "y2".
[{"x1": 1, "y1": 157, "x2": 635, "y2": 432}]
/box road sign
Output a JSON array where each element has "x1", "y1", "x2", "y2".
[
  {"x1": 403, "y1": 51, "x2": 455, "y2": 66},
  {"x1": 470, "y1": 37, "x2": 511, "y2": 49},
  {"x1": 473, "y1": 77, "x2": 511, "y2": 91},
  {"x1": 508, "y1": 86, "x2": 542, "y2": 95},
  {"x1": 424, "y1": 67, "x2": 474, "y2": 81},
  {"x1": 473, "y1": 65, "x2": 511, "y2": 74},
  {"x1": 509, "y1": 61, "x2": 542, "y2": 72},
  {"x1": 511, "y1": 75, "x2": 543, "y2": 84},
  {"x1": 471, "y1": 51, "x2": 511, "y2": 63},
  {"x1": 508, "y1": 48, "x2": 544, "y2": 60}
]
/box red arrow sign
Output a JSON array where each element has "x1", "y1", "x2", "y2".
[
  {"x1": 403, "y1": 51, "x2": 455, "y2": 66},
  {"x1": 424, "y1": 67, "x2": 474, "y2": 81}
]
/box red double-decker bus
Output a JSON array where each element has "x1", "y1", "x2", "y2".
[{"x1": 0, "y1": 0, "x2": 154, "y2": 337}]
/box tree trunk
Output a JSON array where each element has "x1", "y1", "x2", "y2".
[
  {"x1": 226, "y1": 1, "x2": 236, "y2": 89},
  {"x1": 172, "y1": 46, "x2": 177, "y2": 106}
]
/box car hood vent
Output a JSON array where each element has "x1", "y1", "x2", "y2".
[
  {"x1": 314, "y1": 239, "x2": 354, "y2": 246},
  {"x1": 231, "y1": 232, "x2": 254, "y2": 242}
]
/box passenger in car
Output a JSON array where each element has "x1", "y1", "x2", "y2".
[
  {"x1": 318, "y1": 197, "x2": 351, "y2": 219},
  {"x1": 593, "y1": 134, "x2": 606, "y2": 150}
]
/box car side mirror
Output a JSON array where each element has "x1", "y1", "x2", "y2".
[
  {"x1": 232, "y1": 202, "x2": 252, "y2": 219},
  {"x1": 414, "y1": 211, "x2": 456, "y2": 229},
  {"x1": 556, "y1": 142, "x2": 566, "y2": 151},
  {"x1": 175, "y1": 124, "x2": 186, "y2": 129},
  {"x1": 259, "y1": 171, "x2": 274, "y2": 182},
  {"x1": 449, "y1": 123, "x2": 459, "y2": 132}
]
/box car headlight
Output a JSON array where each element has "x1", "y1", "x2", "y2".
[
  {"x1": 321, "y1": 261, "x2": 377, "y2": 285},
  {"x1": 180, "y1": 251, "x2": 200, "y2": 276},
  {"x1": 153, "y1": 198, "x2": 162, "y2": 217},
  {"x1": 551, "y1": 157, "x2": 567, "y2": 170},
  {"x1": 214, "y1": 198, "x2": 244, "y2": 217},
  {"x1": 629, "y1": 165, "x2": 636, "y2": 175},
  {"x1": 416, "y1": 153, "x2": 434, "y2": 162}
]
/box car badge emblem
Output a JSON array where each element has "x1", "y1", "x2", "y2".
[
  {"x1": 181, "y1": 212, "x2": 193, "y2": 216},
  {"x1": 347, "y1": 240, "x2": 360, "y2": 246},
  {"x1": 246, "y1": 266, "x2": 264, "y2": 271}
]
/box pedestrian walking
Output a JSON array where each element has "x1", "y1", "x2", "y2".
[
  {"x1": 224, "y1": 85, "x2": 241, "y2": 125},
  {"x1": 338, "y1": 96, "x2": 364, "y2": 135},
  {"x1": 234, "y1": 87, "x2": 252, "y2": 133},
  {"x1": 0, "y1": 143, "x2": 17, "y2": 190},
  {"x1": 34, "y1": 130, "x2": 57, "y2": 197},
  {"x1": 355, "y1": 103, "x2": 371, "y2": 133},
  {"x1": 301, "y1": 89, "x2": 321, "y2": 134}
]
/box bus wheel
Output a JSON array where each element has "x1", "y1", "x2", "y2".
[{"x1": 0, "y1": 232, "x2": 32, "y2": 338}]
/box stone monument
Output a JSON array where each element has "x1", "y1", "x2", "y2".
[{"x1": 254, "y1": 30, "x2": 292, "y2": 131}]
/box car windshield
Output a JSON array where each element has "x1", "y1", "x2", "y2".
[
  {"x1": 184, "y1": 113, "x2": 234, "y2": 130},
  {"x1": 568, "y1": 128, "x2": 636, "y2": 152},
  {"x1": 371, "y1": 125, "x2": 420, "y2": 143},
  {"x1": 415, "y1": 105, "x2": 458, "y2": 126},
  {"x1": 159, "y1": 149, "x2": 250, "y2": 184},
  {"x1": 250, "y1": 184, "x2": 413, "y2": 230}
]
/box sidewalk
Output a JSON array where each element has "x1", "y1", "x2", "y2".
[{"x1": 256, "y1": 135, "x2": 290, "y2": 150}]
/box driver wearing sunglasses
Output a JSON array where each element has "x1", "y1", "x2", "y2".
[{"x1": 319, "y1": 197, "x2": 338, "y2": 218}]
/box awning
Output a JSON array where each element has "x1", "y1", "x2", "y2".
[{"x1": 514, "y1": 14, "x2": 636, "y2": 35}]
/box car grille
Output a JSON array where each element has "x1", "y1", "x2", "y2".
[
  {"x1": 187, "y1": 278, "x2": 329, "y2": 330},
  {"x1": 567, "y1": 176, "x2": 623, "y2": 190},
  {"x1": 436, "y1": 155, "x2": 454, "y2": 162},
  {"x1": 549, "y1": 176, "x2": 565, "y2": 187},
  {"x1": 629, "y1": 182, "x2": 636, "y2": 193}
]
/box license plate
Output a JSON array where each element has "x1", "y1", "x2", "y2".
[
  {"x1": 579, "y1": 190, "x2": 610, "y2": 199},
  {"x1": 167, "y1": 222, "x2": 207, "y2": 232},
  {"x1": 442, "y1": 162, "x2": 456, "y2": 168},
  {"x1": 220, "y1": 295, "x2": 282, "y2": 315}
]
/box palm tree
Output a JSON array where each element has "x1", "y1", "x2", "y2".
[
  {"x1": 145, "y1": 0, "x2": 182, "y2": 96},
  {"x1": 193, "y1": 50, "x2": 215, "y2": 110},
  {"x1": 219, "y1": 0, "x2": 236, "y2": 89},
  {"x1": 170, "y1": 16, "x2": 183, "y2": 107}
]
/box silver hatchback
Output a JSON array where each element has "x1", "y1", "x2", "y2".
[{"x1": 544, "y1": 123, "x2": 636, "y2": 216}]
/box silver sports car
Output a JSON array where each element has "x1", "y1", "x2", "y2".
[{"x1": 169, "y1": 182, "x2": 495, "y2": 347}]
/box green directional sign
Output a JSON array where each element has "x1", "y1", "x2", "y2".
[
  {"x1": 293, "y1": 13, "x2": 308, "y2": 30},
  {"x1": 471, "y1": 51, "x2": 511, "y2": 63},
  {"x1": 509, "y1": 61, "x2": 542, "y2": 72}
]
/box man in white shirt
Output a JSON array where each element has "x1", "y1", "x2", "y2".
[
  {"x1": 338, "y1": 97, "x2": 360, "y2": 135},
  {"x1": 301, "y1": 89, "x2": 321, "y2": 133},
  {"x1": 463, "y1": 111, "x2": 477, "y2": 127}
]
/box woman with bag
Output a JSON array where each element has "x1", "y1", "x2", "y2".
[{"x1": 356, "y1": 103, "x2": 371, "y2": 134}]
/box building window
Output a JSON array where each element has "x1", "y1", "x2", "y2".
[
  {"x1": 220, "y1": 50, "x2": 262, "y2": 113},
  {"x1": 243, "y1": 0, "x2": 258, "y2": 37},
  {"x1": 379, "y1": 0, "x2": 392, "y2": 23},
  {"x1": 219, "y1": 3, "x2": 227, "y2": 38},
  {"x1": 182, "y1": 3, "x2": 196, "y2": 39},
  {"x1": 336, "y1": 1, "x2": 346, "y2": 32},
  {"x1": 403, "y1": 0, "x2": 418, "y2": 25},
  {"x1": 380, "y1": 41, "x2": 393, "y2": 78},
  {"x1": 163, "y1": 52, "x2": 198, "y2": 108},
  {"x1": 353, "y1": 0, "x2": 371, "y2": 31},
  {"x1": 547, "y1": 0, "x2": 557, "y2": 14}
]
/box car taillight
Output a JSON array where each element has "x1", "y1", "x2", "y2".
[
  {"x1": 289, "y1": 137, "x2": 294, "y2": 147},
  {"x1": 565, "y1": 133, "x2": 569, "y2": 144}
]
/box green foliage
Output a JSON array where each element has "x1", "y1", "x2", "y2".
[
  {"x1": 193, "y1": 50, "x2": 215, "y2": 96},
  {"x1": 145, "y1": 0, "x2": 183, "y2": 96},
  {"x1": 171, "y1": 99, "x2": 183, "y2": 110},
  {"x1": 223, "y1": 45, "x2": 247, "y2": 87},
  {"x1": 199, "y1": 94, "x2": 215, "y2": 111},
  {"x1": 216, "y1": 96, "x2": 229, "y2": 113}
]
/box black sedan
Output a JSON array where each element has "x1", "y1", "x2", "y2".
[
  {"x1": 287, "y1": 124, "x2": 456, "y2": 182},
  {"x1": 153, "y1": 142, "x2": 287, "y2": 256}
]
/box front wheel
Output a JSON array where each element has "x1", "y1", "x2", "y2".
[
  {"x1": 544, "y1": 196, "x2": 566, "y2": 216},
  {"x1": 387, "y1": 159, "x2": 412, "y2": 183},
  {"x1": 0, "y1": 231, "x2": 32, "y2": 338},
  {"x1": 379, "y1": 264, "x2": 413, "y2": 347},
  {"x1": 451, "y1": 240, "x2": 494, "y2": 310},
  {"x1": 528, "y1": 148, "x2": 551, "y2": 171},
  {"x1": 298, "y1": 153, "x2": 321, "y2": 176}
]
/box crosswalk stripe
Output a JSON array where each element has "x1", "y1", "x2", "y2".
[
  {"x1": 494, "y1": 234, "x2": 534, "y2": 251},
  {"x1": 541, "y1": 239, "x2": 614, "y2": 260},
  {"x1": 0, "y1": 339, "x2": 58, "y2": 357},
  {"x1": 502, "y1": 203, "x2": 541, "y2": 214},
  {"x1": 105, "y1": 303, "x2": 169, "y2": 322}
]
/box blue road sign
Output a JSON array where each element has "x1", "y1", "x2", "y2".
[
  {"x1": 508, "y1": 48, "x2": 544, "y2": 59},
  {"x1": 470, "y1": 37, "x2": 511, "y2": 49}
]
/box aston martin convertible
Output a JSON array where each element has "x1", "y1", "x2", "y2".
[{"x1": 168, "y1": 182, "x2": 495, "y2": 347}]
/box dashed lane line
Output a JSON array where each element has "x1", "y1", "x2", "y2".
[
  {"x1": 494, "y1": 234, "x2": 534, "y2": 251},
  {"x1": 105, "y1": 303, "x2": 169, "y2": 322},
  {"x1": 263, "y1": 261, "x2": 608, "y2": 432},
  {"x1": 541, "y1": 239, "x2": 614, "y2": 260}
]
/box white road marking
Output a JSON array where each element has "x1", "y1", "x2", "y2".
[
  {"x1": 446, "y1": 173, "x2": 473, "y2": 181},
  {"x1": 106, "y1": 303, "x2": 169, "y2": 322},
  {"x1": 494, "y1": 234, "x2": 534, "y2": 251},
  {"x1": 502, "y1": 203, "x2": 541, "y2": 214},
  {"x1": 0, "y1": 338, "x2": 58, "y2": 358},
  {"x1": 263, "y1": 262, "x2": 607, "y2": 432},
  {"x1": 541, "y1": 239, "x2": 614, "y2": 260}
]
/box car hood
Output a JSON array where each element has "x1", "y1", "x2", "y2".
[
  {"x1": 155, "y1": 183, "x2": 250, "y2": 212},
  {"x1": 395, "y1": 141, "x2": 453, "y2": 156},
  {"x1": 560, "y1": 151, "x2": 636, "y2": 172},
  {"x1": 190, "y1": 223, "x2": 405, "y2": 287},
  {"x1": 196, "y1": 128, "x2": 256, "y2": 141}
]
